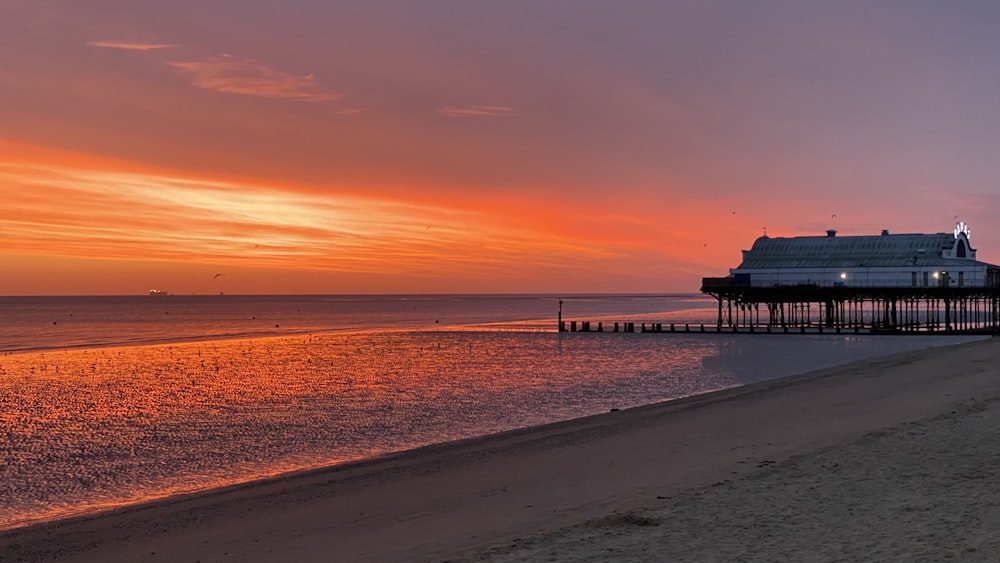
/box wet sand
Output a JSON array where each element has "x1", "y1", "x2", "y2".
[{"x1": 3, "y1": 338, "x2": 1000, "y2": 562}]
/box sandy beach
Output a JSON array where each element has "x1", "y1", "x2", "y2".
[{"x1": 3, "y1": 337, "x2": 1000, "y2": 562}]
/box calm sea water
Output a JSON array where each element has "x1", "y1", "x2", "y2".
[
  {"x1": 0, "y1": 294, "x2": 714, "y2": 353},
  {"x1": 0, "y1": 294, "x2": 981, "y2": 529}
]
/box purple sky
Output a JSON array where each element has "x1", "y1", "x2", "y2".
[{"x1": 3, "y1": 1, "x2": 1000, "y2": 294}]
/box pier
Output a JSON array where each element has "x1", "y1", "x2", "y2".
[
  {"x1": 560, "y1": 224, "x2": 1000, "y2": 336},
  {"x1": 693, "y1": 224, "x2": 1000, "y2": 335}
]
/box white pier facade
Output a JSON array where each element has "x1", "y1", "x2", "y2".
[{"x1": 729, "y1": 223, "x2": 999, "y2": 289}]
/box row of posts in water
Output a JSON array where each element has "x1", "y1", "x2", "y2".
[
  {"x1": 559, "y1": 321, "x2": 711, "y2": 333},
  {"x1": 558, "y1": 320, "x2": 905, "y2": 334}
]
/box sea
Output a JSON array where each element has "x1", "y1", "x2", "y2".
[{"x1": 0, "y1": 294, "x2": 982, "y2": 530}]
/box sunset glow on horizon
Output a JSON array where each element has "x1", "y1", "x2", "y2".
[{"x1": 4, "y1": 1, "x2": 1000, "y2": 295}]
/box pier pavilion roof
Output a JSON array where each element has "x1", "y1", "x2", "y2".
[{"x1": 735, "y1": 231, "x2": 989, "y2": 270}]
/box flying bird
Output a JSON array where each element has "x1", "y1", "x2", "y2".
[{"x1": 213, "y1": 273, "x2": 225, "y2": 279}]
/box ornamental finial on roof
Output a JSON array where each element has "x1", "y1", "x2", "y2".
[{"x1": 954, "y1": 221, "x2": 971, "y2": 240}]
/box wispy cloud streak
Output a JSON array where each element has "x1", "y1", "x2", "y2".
[
  {"x1": 0, "y1": 155, "x2": 603, "y2": 278},
  {"x1": 86, "y1": 40, "x2": 177, "y2": 51},
  {"x1": 168, "y1": 55, "x2": 339, "y2": 102},
  {"x1": 439, "y1": 105, "x2": 518, "y2": 118}
]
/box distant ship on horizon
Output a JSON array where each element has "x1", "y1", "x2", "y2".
[{"x1": 148, "y1": 289, "x2": 170, "y2": 296}]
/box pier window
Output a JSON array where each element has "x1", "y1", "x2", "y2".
[
  {"x1": 911, "y1": 271, "x2": 917, "y2": 287},
  {"x1": 959, "y1": 271, "x2": 965, "y2": 286},
  {"x1": 923, "y1": 271, "x2": 929, "y2": 287}
]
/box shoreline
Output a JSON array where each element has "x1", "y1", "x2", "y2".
[
  {"x1": 3, "y1": 337, "x2": 999, "y2": 562},
  {"x1": 2, "y1": 324, "x2": 979, "y2": 356},
  {"x1": 1, "y1": 322, "x2": 565, "y2": 356},
  {"x1": 0, "y1": 326, "x2": 437, "y2": 356}
]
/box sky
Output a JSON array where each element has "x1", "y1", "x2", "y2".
[{"x1": 3, "y1": 0, "x2": 1000, "y2": 295}]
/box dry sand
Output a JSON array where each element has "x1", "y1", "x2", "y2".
[{"x1": 3, "y1": 338, "x2": 1000, "y2": 562}]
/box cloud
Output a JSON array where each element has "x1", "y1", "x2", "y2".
[
  {"x1": 439, "y1": 105, "x2": 518, "y2": 118},
  {"x1": 86, "y1": 40, "x2": 177, "y2": 51},
  {"x1": 167, "y1": 54, "x2": 340, "y2": 102},
  {"x1": 0, "y1": 155, "x2": 606, "y2": 283}
]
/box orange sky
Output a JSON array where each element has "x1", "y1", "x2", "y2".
[{"x1": 3, "y1": 1, "x2": 1000, "y2": 295}]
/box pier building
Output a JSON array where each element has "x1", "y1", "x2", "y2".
[
  {"x1": 702, "y1": 223, "x2": 1000, "y2": 334},
  {"x1": 727, "y1": 223, "x2": 998, "y2": 289}
]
